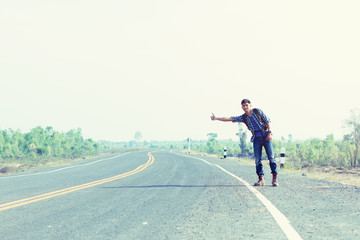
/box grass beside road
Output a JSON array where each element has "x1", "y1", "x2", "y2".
[
  {"x1": 0, "y1": 155, "x2": 98, "y2": 175},
  {"x1": 0, "y1": 148, "x2": 147, "y2": 176},
  {"x1": 235, "y1": 156, "x2": 360, "y2": 187},
  {"x1": 286, "y1": 166, "x2": 360, "y2": 188}
]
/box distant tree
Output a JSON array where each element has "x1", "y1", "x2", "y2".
[
  {"x1": 134, "y1": 131, "x2": 142, "y2": 142},
  {"x1": 344, "y1": 108, "x2": 360, "y2": 167},
  {"x1": 236, "y1": 123, "x2": 250, "y2": 156},
  {"x1": 128, "y1": 140, "x2": 136, "y2": 147},
  {"x1": 206, "y1": 133, "x2": 219, "y2": 154},
  {"x1": 336, "y1": 140, "x2": 354, "y2": 168},
  {"x1": 288, "y1": 134, "x2": 293, "y2": 143},
  {"x1": 322, "y1": 134, "x2": 339, "y2": 166},
  {"x1": 207, "y1": 133, "x2": 218, "y2": 141},
  {"x1": 185, "y1": 138, "x2": 192, "y2": 152}
]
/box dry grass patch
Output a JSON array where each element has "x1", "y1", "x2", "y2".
[{"x1": 295, "y1": 166, "x2": 360, "y2": 187}]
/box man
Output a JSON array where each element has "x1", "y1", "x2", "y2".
[{"x1": 210, "y1": 99, "x2": 278, "y2": 187}]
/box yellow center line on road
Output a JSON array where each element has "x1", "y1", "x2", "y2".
[{"x1": 0, "y1": 152, "x2": 155, "y2": 212}]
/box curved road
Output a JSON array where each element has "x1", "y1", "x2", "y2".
[{"x1": 0, "y1": 151, "x2": 359, "y2": 239}]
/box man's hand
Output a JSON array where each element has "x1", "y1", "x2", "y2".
[
  {"x1": 266, "y1": 132, "x2": 273, "y2": 141},
  {"x1": 211, "y1": 114, "x2": 233, "y2": 122}
]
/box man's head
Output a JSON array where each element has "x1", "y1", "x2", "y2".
[{"x1": 241, "y1": 99, "x2": 252, "y2": 113}]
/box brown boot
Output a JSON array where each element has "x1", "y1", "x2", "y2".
[
  {"x1": 254, "y1": 175, "x2": 264, "y2": 186},
  {"x1": 272, "y1": 173, "x2": 279, "y2": 187}
]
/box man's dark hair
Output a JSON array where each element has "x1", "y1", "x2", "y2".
[{"x1": 241, "y1": 99, "x2": 251, "y2": 105}]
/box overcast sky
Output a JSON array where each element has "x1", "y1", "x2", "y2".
[{"x1": 1, "y1": 1, "x2": 359, "y2": 142}]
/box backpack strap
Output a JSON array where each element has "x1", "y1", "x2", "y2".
[
  {"x1": 253, "y1": 108, "x2": 267, "y2": 131},
  {"x1": 242, "y1": 114, "x2": 251, "y2": 131}
]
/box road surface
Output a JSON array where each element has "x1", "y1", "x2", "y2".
[{"x1": 0, "y1": 151, "x2": 359, "y2": 239}]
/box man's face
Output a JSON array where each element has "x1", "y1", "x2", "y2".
[{"x1": 242, "y1": 103, "x2": 252, "y2": 113}]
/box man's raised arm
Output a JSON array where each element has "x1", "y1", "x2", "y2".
[{"x1": 210, "y1": 113, "x2": 233, "y2": 122}]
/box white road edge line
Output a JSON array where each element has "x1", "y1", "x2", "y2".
[
  {"x1": 0, "y1": 152, "x2": 134, "y2": 180},
  {"x1": 215, "y1": 164, "x2": 303, "y2": 240},
  {"x1": 171, "y1": 152, "x2": 212, "y2": 165},
  {"x1": 172, "y1": 152, "x2": 302, "y2": 240}
]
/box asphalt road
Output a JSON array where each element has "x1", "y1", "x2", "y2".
[{"x1": 0, "y1": 151, "x2": 359, "y2": 240}]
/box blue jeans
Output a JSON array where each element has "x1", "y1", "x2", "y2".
[{"x1": 253, "y1": 135, "x2": 278, "y2": 175}]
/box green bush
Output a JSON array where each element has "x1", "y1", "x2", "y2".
[{"x1": 0, "y1": 127, "x2": 99, "y2": 161}]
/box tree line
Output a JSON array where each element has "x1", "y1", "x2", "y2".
[
  {"x1": 0, "y1": 126, "x2": 99, "y2": 160},
  {"x1": 135, "y1": 133, "x2": 357, "y2": 170},
  {"x1": 189, "y1": 108, "x2": 360, "y2": 169},
  {"x1": 2, "y1": 108, "x2": 358, "y2": 171},
  {"x1": 190, "y1": 133, "x2": 356, "y2": 169},
  {"x1": 137, "y1": 108, "x2": 360, "y2": 169}
]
